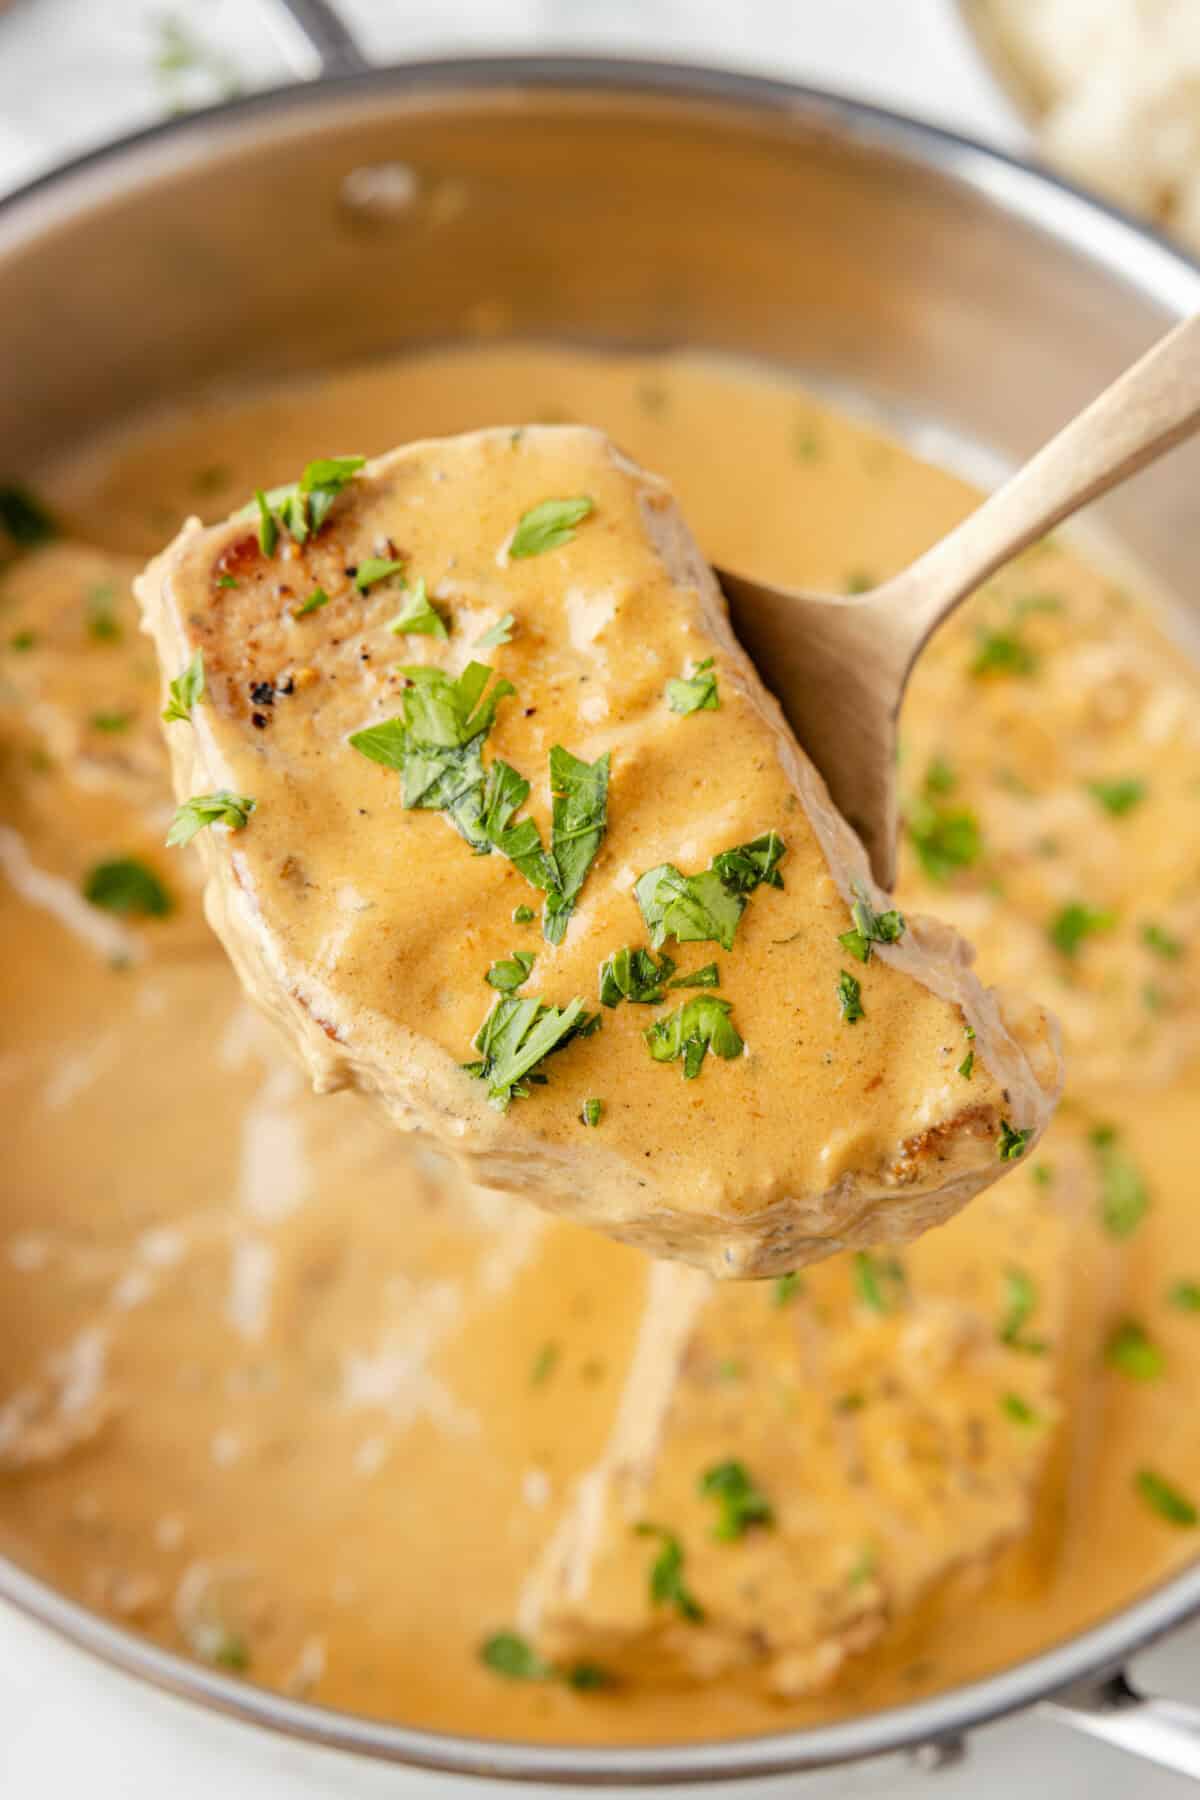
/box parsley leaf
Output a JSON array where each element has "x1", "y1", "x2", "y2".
[
  {"x1": 1049, "y1": 902, "x2": 1116, "y2": 958},
  {"x1": 161, "y1": 648, "x2": 205, "y2": 724},
  {"x1": 1135, "y1": 1469, "x2": 1197, "y2": 1528},
  {"x1": 838, "y1": 885, "x2": 905, "y2": 964},
  {"x1": 513, "y1": 903, "x2": 535, "y2": 924},
  {"x1": 599, "y1": 946, "x2": 676, "y2": 1007},
  {"x1": 87, "y1": 585, "x2": 122, "y2": 643},
  {"x1": 508, "y1": 496, "x2": 593, "y2": 559},
  {"x1": 90, "y1": 711, "x2": 133, "y2": 734},
  {"x1": 998, "y1": 1119, "x2": 1032, "y2": 1160},
  {"x1": 166, "y1": 789, "x2": 256, "y2": 847},
  {"x1": 581, "y1": 1098, "x2": 604, "y2": 1127},
  {"x1": 1000, "y1": 1392, "x2": 1041, "y2": 1427},
  {"x1": 907, "y1": 777, "x2": 982, "y2": 883},
  {"x1": 666, "y1": 656, "x2": 719, "y2": 716},
  {"x1": 634, "y1": 1523, "x2": 704, "y2": 1623},
  {"x1": 476, "y1": 613, "x2": 515, "y2": 649},
  {"x1": 837, "y1": 969, "x2": 864, "y2": 1023},
  {"x1": 999, "y1": 1266, "x2": 1046, "y2": 1352},
  {"x1": 468, "y1": 994, "x2": 599, "y2": 1110},
  {"x1": 486, "y1": 949, "x2": 535, "y2": 993},
  {"x1": 773, "y1": 1271, "x2": 803, "y2": 1307},
  {"x1": 854, "y1": 1252, "x2": 906, "y2": 1314},
  {"x1": 252, "y1": 456, "x2": 364, "y2": 552},
  {"x1": 1105, "y1": 1319, "x2": 1164, "y2": 1381},
  {"x1": 668, "y1": 962, "x2": 719, "y2": 989},
  {"x1": 958, "y1": 1050, "x2": 975, "y2": 1079},
  {"x1": 1169, "y1": 1280, "x2": 1200, "y2": 1312},
  {"x1": 356, "y1": 555, "x2": 406, "y2": 593},
  {"x1": 543, "y1": 747, "x2": 610, "y2": 944},
  {"x1": 636, "y1": 833, "x2": 786, "y2": 951},
  {"x1": 83, "y1": 858, "x2": 172, "y2": 918},
  {"x1": 698, "y1": 1461, "x2": 774, "y2": 1541},
  {"x1": 0, "y1": 484, "x2": 57, "y2": 547},
  {"x1": 1088, "y1": 777, "x2": 1146, "y2": 817},
  {"x1": 970, "y1": 628, "x2": 1038, "y2": 678},
  {"x1": 386, "y1": 576, "x2": 447, "y2": 638},
  {"x1": 479, "y1": 1630, "x2": 611, "y2": 1691},
  {"x1": 294, "y1": 587, "x2": 329, "y2": 617},
  {"x1": 1142, "y1": 921, "x2": 1184, "y2": 960},
  {"x1": 1092, "y1": 1128, "x2": 1149, "y2": 1238},
  {"x1": 643, "y1": 994, "x2": 744, "y2": 1080}
]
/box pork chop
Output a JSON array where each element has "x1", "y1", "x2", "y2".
[{"x1": 136, "y1": 428, "x2": 1061, "y2": 1276}]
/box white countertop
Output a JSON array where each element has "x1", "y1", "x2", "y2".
[{"x1": 0, "y1": 1, "x2": 1197, "y2": 1794}]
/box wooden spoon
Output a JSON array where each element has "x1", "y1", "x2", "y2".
[{"x1": 719, "y1": 312, "x2": 1200, "y2": 889}]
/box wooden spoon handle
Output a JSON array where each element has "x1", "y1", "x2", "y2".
[{"x1": 881, "y1": 311, "x2": 1200, "y2": 656}]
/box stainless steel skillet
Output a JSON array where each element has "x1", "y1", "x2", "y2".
[{"x1": 2, "y1": 0, "x2": 1200, "y2": 1782}]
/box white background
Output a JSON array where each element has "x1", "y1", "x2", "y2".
[{"x1": 0, "y1": 0, "x2": 1197, "y2": 1793}]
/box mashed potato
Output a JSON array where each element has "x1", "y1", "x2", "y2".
[{"x1": 971, "y1": 0, "x2": 1200, "y2": 250}]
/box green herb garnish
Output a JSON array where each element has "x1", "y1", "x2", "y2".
[
  {"x1": 666, "y1": 656, "x2": 719, "y2": 717},
  {"x1": 467, "y1": 994, "x2": 599, "y2": 1110},
  {"x1": 543, "y1": 747, "x2": 610, "y2": 945},
  {"x1": 1135, "y1": 1469, "x2": 1197, "y2": 1528},
  {"x1": 1169, "y1": 1281, "x2": 1200, "y2": 1312},
  {"x1": 217, "y1": 573, "x2": 239, "y2": 590},
  {"x1": 8, "y1": 630, "x2": 35, "y2": 652},
  {"x1": 530, "y1": 1342, "x2": 559, "y2": 1385},
  {"x1": 773, "y1": 1272, "x2": 803, "y2": 1307},
  {"x1": 294, "y1": 586, "x2": 329, "y2": 617},
  {"x1": 999, "y1": 1267, "x2": 1046, "y2": 1353},
  {"x1": 643, "y1": 994, "x2": 744, "y2": 1080},
  {"x1": 1049, "y1": 902, "x2": 1116, "y2": 958},
  {"x1": 0, "y1": 484, "x2": 57, "y2": 546},
  {"x1": 476, "y1": 613, "x2": 515, "y2": 649},
  {"x1": 356, "y1": 556, "x2": 407, "y2": 593},
  {"x1": 513, "y1": 904, "x2": 535, "y2": 924},
  {"x1": 854, "y1": 1252, "x2": 906, "y2": 1314},
  {"x1": 161, "y1": 648, "x2": 205, "y2": 724},
  {"x1": 86, "y1": 585, "x2": 122, "y2": 643},
  {"x1": 166, "y1": 789, "x2": 256, "y2": 847},
  {"x1": 1105, "y1": 1319, "x2": 1164, "y2": 1381},
  {"x1": 1000, "y1": 1392, "x2": 1041, "y2": 1426},
  {"x1": 479, "y1": 1630, "x2": 610, "y2": 1691},
  {"x1": 1092, "y1": 1128, "x2": 1149, "y2": 1238},
  {"x1": 837, "y1": 969, "x2": 864, "y2": 1023},
  {"x1": 1088, "y1": 777, "x2": 1146, "y2": 817},
  {"x1": 90, "y1": 711, "x2": 133, "y2": 733},
  {"x1": 386, "y1": 576, "x2": 447, "y2": 638},
  {"x1": 668, "y1": 962, "x2": 719, "y2": 989},
  {"x1": 210, "y1": 1633, "x2": 251, "y2": 1673},
  {"x1": 581, "y1": 1098, "x2": 604, "y2": 1127},
  {"x1": 907, "y1": 760, "x2": 982, "y2": 883},
  {"x1": 599, "y1": 946, "x2": 676, "y2": 1007},
  {"x1": 698, "y1": 1461, "x2": 774, "y2": 1541},
  {"x1": 998, "y1": 1120, "x2": 1032, "y2": 1160},
  {"x1": 83, "y1": 858, "x2": 172, "y2": 918},
  {"x1": 958, "y1": 1050, "x2": 975, "y2": 1079},
  {"x1": 486, "y1": 949, "x2": 535, "y2": 993},
  {"x1": 634, "y1": 1524, "x2": 704, "y2": 1623},
  {"x1": 508, "y1": 496, "x2": 593, "y2": 559},
  {"x1": 970, "y1": 628, "x2": 1038, "y2": 678},
  {"x1": 1141, "y1": 921, "x2": 1184, "y2": 960},
  {"x1": 636, "y1": 833, "x2": 785, "y2": 952},
  {"x1": 838, "y1": 885, "x2": 905, "y2": 964},
  {"x1": 252, "y1": 456, "x2": 364, "y2": 553}
]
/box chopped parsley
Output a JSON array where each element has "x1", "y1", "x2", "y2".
[
  {"x1": 543, "y1": 747, "x2": 611, "y2": 944},
  {"x1": 355, "y1": 555, "x2": 406, "y2": 593},
  {"x1": 1135, "y1": 1469, "x2": 1197, "y2": 1528},
  {"x1": 466, "y1": 994, "x2": 599, "y2": 1110},
  {"x1": 907, "y1": 760, "x2": 982, "y2": 883},
  {"x1": 1105, "y1": 1319, "x2": 1164, "y2": 1381},
  {"x1": 508, "y1": 496, "x2": 593, "y2": 560},
  {"x1": 87, "y1": 584, "x2": 122, "y2": 643},
  {"x1": 698, "y1": 1461, "x2": 774, "y2": 1541},
  {"x1": 210, "y1": 1633, "x2": 251, "y2": 1673},
  {"x1": 666, "y1": 656, "x2": 719, "y2": 716},
  {"x1": 166, "y1": 789, "x2": 256, "y2": 847},
  {"x1": 1049, "y1": 901, "x2": 1116, "y2": 958},
  {"x1": 1141, "y1": 921, "x2": 1184, "y2": 960},
  {"x1": 1168, "y1": 1280, "x2": 1200, "y2": 1312},
  {"x1": 217, "y1": 573, "x2": 239, "y2": 590},
  {"x1": 1088, "y1": 777, "x2": 1146, "y2": 817},
  {"x1": 161, "y1": 648, "x2": 204, "y2": 724},
  {"x1": 970, "y1": 627, "x2": 1038, "y2": 678},
  {"x1": 479, "y1": 1630, "x2": 611, "y2": 1691},
  {"x1": 294, "y1": 586, "x2": 329, "y2": 617},
  {"x1": 643, "y1": 994, "x2": 744, "y2": 1080},
  {"x1": 958, "y1": 1050, "x2": 975, "y2": 1079},
  {"x1": 513, "y1": 903, "x2": 535, "y2": 924},
  {"x1": 773, "y1": 1271, "x2": 803, "y2": 1307},
  {"x1": 668, "y1": 962, "x2": 719, "y2": 989},
  {"x1": 844, "y1": 570, "x2": 874, "y2": 596},
  {"x1": 251, "y1": 455, "x2": 364, "y2": 552},
  {"x1": 838, "y1": 885, "x2": 905, "y2": 964},
  {"x1": 83, "y1": 858, "x2": 172, "y2": 919},
  {"x1": 998, "y1": 1119, "x2": 1032, "y2": 1160},
  {"x1": 599, "y1": 945, "x2": 676, "y2": 1006},
  {"x1": 530, "y1": 1342, "x2": 559, "y2": 1385},
  {"x1": 386, "y1": 576, "x2": 447, "y2": 638},
  {"x1": 836, "y1": 969, "x2": 864, "y2": 1023},
  {"x1": 476, "y1": 612, "x2": 515, "y2": 649},
  {"x1": 486, "y1": 949, "x2": 535, "y2": 993},
  {"x1": 999, "y1": 1267, "x2": 1046, "y2": 1353},
  {"x1": 90, "y1": 711, "x2": 133, "y2": 734},
  {"x1": 1092, "y1": 1128, "x2": 1149, "y2": 1238},
  {"x1": 636, "y1": 832, "x2": 785, "y2": 952},
  {"x1": 854, "y1": 1252, "x2": 906, "y2": 1314},
  {"x1": 8, "y1": 630, "x2": 35, "y2": 652},
  {"x1": 0, "y1": 484, "x2": 57, "y2": 547},
  {"x1": 634, "y1": 1523, "x2": 704, "y2": 1623},
  {"x1": 1000, "y1": 1392, "x2": 1041, "y2": 1427},
  {"x1": 581, "y1": 1097, "x2": 604, "y2": 1127}
]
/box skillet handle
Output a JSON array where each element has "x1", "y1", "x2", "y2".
[
  {"x1": 259, "y1": 0, "x2": 371, "y2": 78},
  {"x1": 1041, "y1": 1670, "x2": 1200, "y2": 1781}
]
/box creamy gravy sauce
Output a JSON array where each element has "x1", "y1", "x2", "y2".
[{"x1": 2, "y1": 346, "x2": 1199, "y2": 1742}]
